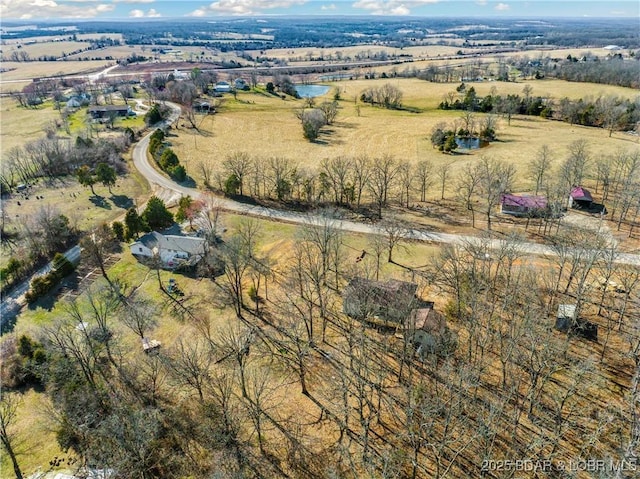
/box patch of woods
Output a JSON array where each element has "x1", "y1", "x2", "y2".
[
  {"x1": 438, "y1": 83, "x2": 639, "y2": 136},
  {"x1": 397, "y1": 52, "x2": 640, "y2": 89},
  {"x1": 201, "y1": 140, "x2": 640, "y2": 234},
  {"x1": 1, "y1": 211, "x2": 639, "y2": 478}
]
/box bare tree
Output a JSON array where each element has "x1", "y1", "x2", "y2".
[
  {"x1": 0, "y1": 392, "x2": 23, "y2": 479},
  {"x1": 477, "y1": 156, "x2": 515, "y2": 230},
  {"x1": 415, "y1": 160, "x2": 433, "y2": 203},
  {"x1": 165, "y1": 336, "x2": 212, "y2": 402},
  {"x1": 436, "y1": 162, "x2": 453, "y2": 201},
  {"x1": 396, "y1": 161, "x2": 413, "y2": 208},
  {"x1": 368, "y1": 154, "x2": 398, "y2": 218},
  {"x1": 560, "y1": 139, "x2": 590, "y2": 193},
  {"x1": 456, "y1": 162, "x2": 481, "y2": 228},
  {"x1": 528, "y1": 144, "x2": 554, "y2": 195},
  {"x1": 223, "y1": 152, "x2": 253, "y2": 196},
  {"x1": 351, "y1": 154, "x2": 373, "y2": 208}
]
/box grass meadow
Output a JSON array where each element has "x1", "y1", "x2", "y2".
[{"x1": 171, "y1": 77, "x2": 640, "y2": 198}]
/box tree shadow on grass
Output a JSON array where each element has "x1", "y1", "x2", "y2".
[
  {"x1": 89, "y1": 195, "x2": 112, "y2": 209},
  {"x1": 110, "y1": 194, "x2": 134, "y2": 209}
]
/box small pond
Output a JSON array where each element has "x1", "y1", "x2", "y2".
[
  {"x1": 294, "y1": 84, "x2": 330, "y2": 98},
  {"x1": 455, "y1": 137, "x2": 489, "y2": 150}
]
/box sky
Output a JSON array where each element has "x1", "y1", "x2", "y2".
[{"x1": 1, "y1": 0, "x2": 638, "y2": 20}]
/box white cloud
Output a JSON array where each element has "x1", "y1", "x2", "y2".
[
  {"x1": 475, "y1": 0, "x2": 487, "y2": 5},
  {"x1": 129, "y1": 7, "x2": 160, "y2": 16},
  {"x1": 1, "y1": 0, "x2": 114, "y2": 19},
  {"x1": 321, "y1": 3, "x2": 336, "y2": 10},
  {"x1": 494, "y1": 2, "x2": 510, "y2": 11},
  {"x1": 188, "y1": 0, "x2": 307, "y2": 16},
  {"x1": 352, "y1": 0, "x2": 439, "y2": 16},
  {"x1": 187, "y1": 8, "x2": 208, "y2": 16}
]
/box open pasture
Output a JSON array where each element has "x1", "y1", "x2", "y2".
[
  {"x1": 2, "y1": 40, "x2": 90, "y2": 60},
  {"x1": 0, "y1": 97, "x2": 61, "y2": 153},
  {"x1": 171, "y1": 78, "x2": 639, "y2": 196},
  {"x1": 0, "y1": 60, "x2": 111, "y2": 82}
]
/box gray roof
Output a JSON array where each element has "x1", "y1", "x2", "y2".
[{"x1": 136, "y1": 231, "x2": 206, "y2": 255}]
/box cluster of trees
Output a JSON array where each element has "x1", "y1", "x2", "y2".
[
  {"x1": 294, "y1": 98, "x2": 339, "y2": 141},
  {"x1": 205, "y1": 152, "x2": 436, "y2": 218},
  {"x1": 0, "y1": 206, "x2": 77, "y2": 295},
  {"x1": 548, "y1": 56, "x2": 640, "y2": 89},
  {"x1": 121, "y1": 195, "x2": 174, "y2": 240},
  {"x1": 430, "y1": 112, "x2": 498, "y2": 153},
  {"x1": 24, "y1": 253, "x2": 75, "y2": 303},
  {"x1": 438, "y1": 84, "x2": 638, "y2": 135},
  {"x1": 148, "y1": 129, "x2": 187, "y2": 182},
  {"x1": 359, "y1": 83, "x2": 403, "y2": 109},
  {"x1": 1, "y1": 133, "x2": 131, "y2": 192},
  {"x1": 76, "y1": 162, "x2": 117, "y2": 196}
]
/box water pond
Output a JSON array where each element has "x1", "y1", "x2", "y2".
[
  {"x1": 294, "y1": 84, "x2": 330, "y2": 98},
  {"x1": 455, "y1": 137, "x2": 489, "y2": 150}
]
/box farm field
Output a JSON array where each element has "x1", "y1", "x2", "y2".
[
  {"x1": 0, "y1": 96, "x2": 62, "y2": 153},
  {"x1": 2, "y1": 40, "x2": 90, "y2": 59},
  {"x1": 170, "y1": 78, "x2": 640, "y2": 198},
  {"x1": 0, "y1": 60, "x2": 112, "y2": 86}
]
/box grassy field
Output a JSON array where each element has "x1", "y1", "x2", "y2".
[
  {"x1": 0, "y1": 60, "x2": 112, "y2": 83},
  {"x1": 171, "y1": 78, "x2": 640, "y2": 198},
  {"x1": 0, "y1": 96, "x2": 62, "y2": 153},
  {"x1": 2, "y1": 41, "x2": 91, "y2": 60}
]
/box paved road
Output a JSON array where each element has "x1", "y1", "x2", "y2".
[{"x1": 136, "y1": 102, "x2": 640, "y2": 268}]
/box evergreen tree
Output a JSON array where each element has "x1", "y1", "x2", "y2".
[{"x1": 142, "y1": 196, "x2": 173, "y2": 230}]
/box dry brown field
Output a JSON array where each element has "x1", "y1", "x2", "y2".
[
  {"x1": 2, "y1": 40, "x2": 90, "y2": 59},
  {"x1": 0, "y1": 60, "x2": 112, "y2": 82},
  {"x1": 0, "y1": 97, "x2": 61, "y2": 153},
  {"x1": 170, "y1": 78, "x2": 640, "y2": 197}
]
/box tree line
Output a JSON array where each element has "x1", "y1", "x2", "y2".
[{"x1": 438, "y1": 84, "x2": 639, "y2": 135}]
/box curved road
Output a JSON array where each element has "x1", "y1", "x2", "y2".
[{"x1": 136, "y1": 102, "x2": 640, "y2": 267}]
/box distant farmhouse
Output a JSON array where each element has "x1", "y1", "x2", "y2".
[
  {"x1": 500, "y1": 193, "x2": 548, "y2": 217},
  {"x1": 214, "y1": 81, "x2": 232, "y2": 93},
  {"x1": 130, "y1": 231, "x2": 206, "y2": 269},
  {"x1": 88, "y1": 105, "x2": 133, "y2": 119}
]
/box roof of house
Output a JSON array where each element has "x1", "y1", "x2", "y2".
[
  {"x1": 411, "y1": 307, "x2": 446, "y2": 334},
  {"x1": 344, "y1": 278, "x2": 417, "y2": 316},
  {"x1": 134, "y1": 231, "x2": 206, "y2": 256},
  {"x1": 501, "y1": 193, "x2": 548, "y2": 209},
  {"x1": 88, "y1": 105, "x2": 130, "y2": 112},
  {"x1": 557, "y1": 304, "x2": 577, "y2": 319},
  {"x1": 570, "y1": 186, "x2": 593, "y2": 202}
]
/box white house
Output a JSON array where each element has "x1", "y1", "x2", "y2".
[
  {"x1": 214, "y1": 81, "x2": 232, "y2": 93},
  {"x1": 130, "y1": 231, "x2": 206, "y2": 268}
]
